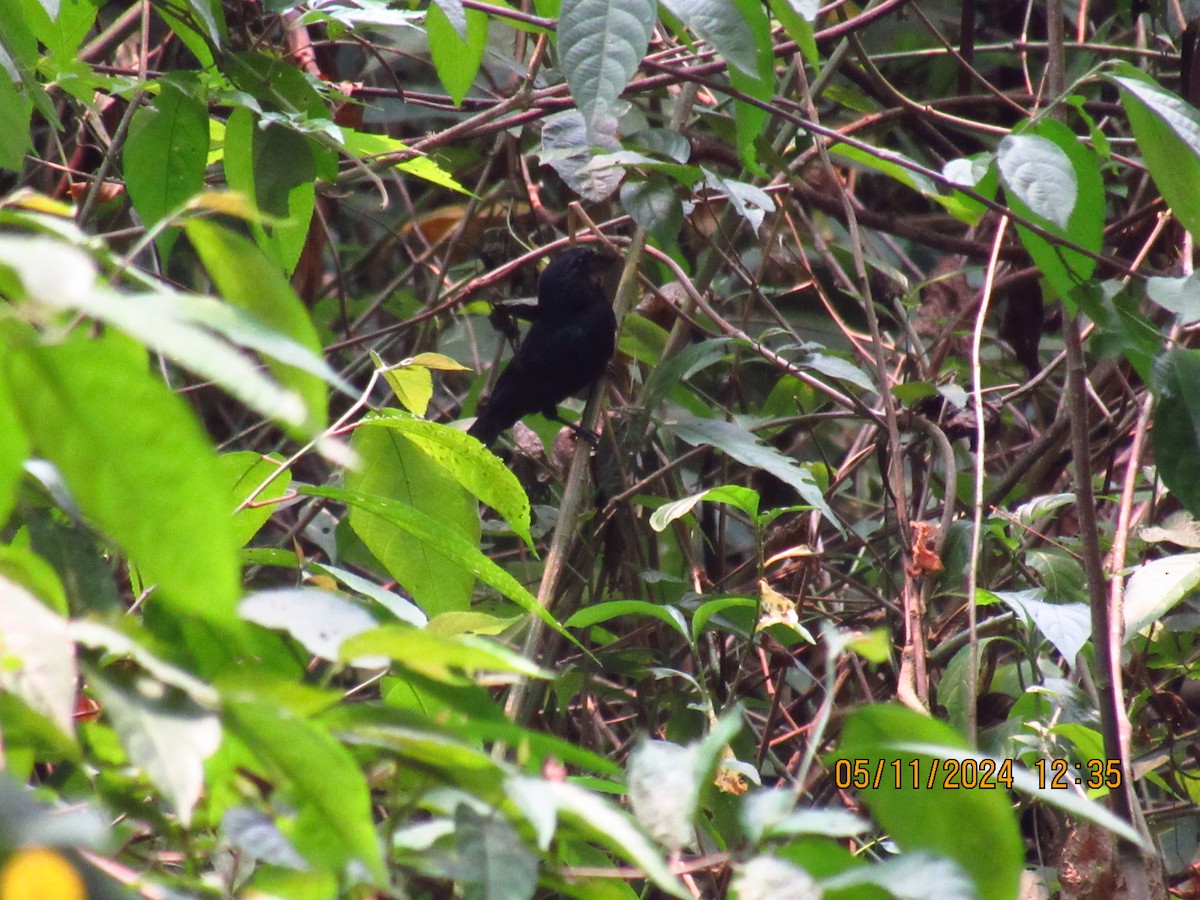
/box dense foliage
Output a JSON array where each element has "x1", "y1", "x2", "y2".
[{"x1": 2, "y1": 0, "x2": 1200, "y2": 897}]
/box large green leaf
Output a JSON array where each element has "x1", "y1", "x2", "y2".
[
  {"x1": 224, "y1": 697, "x2": 386, "y2": 883},
  {"x1": 3, "y1": 331, "x2": 242, "y2": 631},
  {"x1": 558, "y1": 0, "x2": 656, "y2": 134},
  {"x1": 344, "y1": 424, "x2": 479, "y2": 616},
  {"x1": 358, "y1": 414, "x2": 532, "y2": 545},
  {"x1": 428, "y1": 2, "x2": 488, "y2": 107},
  {"x1": 659, "y1": 0, "x2": 759, "y2": 78},
  {"x1": 221, "y1": 107, "x2": 316, "y2": 274},
  {"x1": 186, "y1": 219, "x2": 329, "y2": 432},
  {"x1": 305, "y1": 486, "x2": 576, "y2": 645},
  {"x1": 0, "y1": 373, "x2": 28, "y2": 527},
  {"x1": 1109, "y1": 65, "x2": 1200, "y2": 244},
  {"x1": 89, "y1": 667, "x2": 220, "y2": 827},
  {"x1": 1151, "y1": 348, "x2": 1200, "y2": 519},
  {"x1": 124, "y1": 81, "x2": 208, "y2": 256},
  {"x1": 834, "y1": 704, "x2": 1024, "y2": 900},
  {"x1": 997, "y1": 121, "x2": 1102, "y2": 303},
  {"x1": 218, "y1": 451, "x2": 292, "y2": 548},
  {"x1": 0, "y1": 4, "x2": 42, "y2": 170}
]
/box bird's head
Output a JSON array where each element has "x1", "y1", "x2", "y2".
[{"x1": 536, "y1": 247, "x2": 618, "y2": 315}]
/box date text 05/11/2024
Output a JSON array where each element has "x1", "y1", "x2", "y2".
[{"x1": 832, "y1": 757, "x2": 1124, "y2": 791}]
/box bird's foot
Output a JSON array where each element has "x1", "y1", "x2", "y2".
[
  {"x1": 551, "y1": 414, "x2": 600, "y2": 447},
  {"x1": 570, "y1": 424, "x2": 601, "y2": 447}
]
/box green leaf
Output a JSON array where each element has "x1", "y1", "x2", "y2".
[
  {"x1": 989, "y1": 589, "x2": 1090, "y2": 661},
  {"x1": 1123, "y1": 552, "x2": 1200, "y2": 639},
  {"x1": 31, "y1": 280, "x2": 309, "y2": 430},
  {"x1": 767, "y1": 0, "x2": 817, "y2": 64},
  {"x1": 345, "y1": 423, "x2": 479, "y2": 616},
  {"x1": 221, "y1": 107, "x2": 316, "y2": 274},
  {"x1": 620, "y1": 177, "x2": 684, "y2": 247},
  {"x1": 0, "y1": 577, "x2": 77, "y2": 736},
  {"x1": 428, "y1": 3, "x2": 488, "y2": 106},
  {"x1": 240, "y1": 588, "x2": 388, "y2": 668},
  {"x1": 539, "y1": 109, "x2": 623, "y2": 201},
  {"x1": 834, "y1": 705, "x2": 1024, "y2": 900},
  {"x1": 648, "y1": 484, "x2": 759, "y2": 532},
  {"x1": 342, "y1": 129, "x2": 471, "y2": 194},
  {"x1": 224, "y1": 697, "x2": 386, "y2": 882},
  {"x1": 4, "y1": 332, "x2": 242, "y2": 632},
  {"x1": 527, "y1": 778, "x2": 689, "y2": 897},
  {"x1": 218, "y1": 451, "x2": 292, "y2": 547},
  {"x1": 885, "y1": 741, "x2": 1150, "y2": 851},
  {"x1": 359, "y1": 414, "x2": 532, "y2": 546},
  {"x1": 667, "y1": 415, "x2": 835, "y2": 523},
  {"x1": 19, "y1": 0, "x2": 100, "y2": 64},
  {"x1": 0, "y1": 6, "x2": 40, "y2": 169},
  {"x1": 703, "y1": 170, "x2": 775, "y2": 233},
  {"x1": 660, "y1": 0, "x2": 760, "y2": 79},
  {"x1": 997, "y1": 133, "x2": 1076, "y2": 230},
  {"x1": 1109, "y1": 65, "x2": 1200, "y2": 244},
  {"x1": 89, "y1": 667, "x2": 221, "y2": 828},
  {"x1": 0, "y1": 373, "x2": 28, "y2": 527},
  {"x1": 312, "y1": 562, "x2": 427, "y2": 627},
  {"x1": 304, "y1": 485, "x2": 576, "y2": 645},
  {"x1": 1151, "y1": 348, "x2": 1200, "y2": 520},
  {"x1": 430, "y1": 0, "x2": 468, "y2": 36},
  {"x1": 452, "y1": 804, "x2": 539, "y2": 898},
  {"x1": 1146, "y1": 273, "x2": 1200, "y2": 324},
  {"x1": 558, "y1": 0, "x2": 656, "y2": 133},
  {"x1": 690, "y1": 596, "x2": 756, "y2": 638},
  {"x1": 124, "y1": 81, "x2": 208, "y2": 255},
  {"x1": 566, "y1": 600, "x2": 689, "y2": 637},
  {"x1": 186, "y1": 219, "x2": 329, "y2": 433},
  {"x1": 341, "y1": 624, "x2": 550, "y2": 681},
  {"x1": 997, "y1": 122, "x2": 1103, "y2": 303}
]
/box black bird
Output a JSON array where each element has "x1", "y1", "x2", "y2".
[{"x1": 468, "y1": 247, "x2": 618, "y2": 448}]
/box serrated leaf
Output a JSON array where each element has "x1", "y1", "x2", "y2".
[
  {"x1": 559, "y1": 0, "x2": 656, "y2": 134},
  {"x1": 346, "y1": 423, "x2": 478, "y2": 616},
  {"x1": 359, "y1": 414, "x2": 533, "y2": 546}
]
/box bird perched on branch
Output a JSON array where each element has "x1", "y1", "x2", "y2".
[{"x1": 468, "y1": 247, "x2": 618, "y2": 448}]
